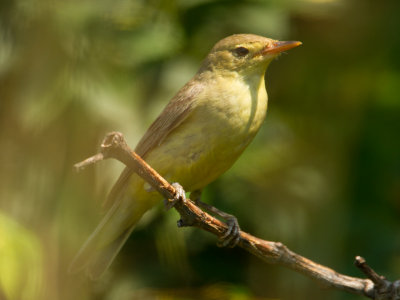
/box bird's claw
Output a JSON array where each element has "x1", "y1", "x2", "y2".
[
  {"x1": 217, "y1": 216, "x2": 241, "y2": 248},
  {"x1": 164, "y1": 182, "x2": 186, "y2": 210},
  {"x1": 190, "y1": 192, "x2": 241, "y2": 248}
]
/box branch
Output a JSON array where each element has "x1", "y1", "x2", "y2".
[{"x1": 75, "y1": 131, "x2": 400, "y2": 299}]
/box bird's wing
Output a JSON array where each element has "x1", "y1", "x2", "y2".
[
  {"x1": 102, "y1": 79, "x2": 203, "y2": 210},
  {"x1": 135, "y1": 83, "x2": 200, "y2": 158}
]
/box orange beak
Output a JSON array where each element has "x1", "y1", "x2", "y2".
[{"x1": 262, "y1": 40, "x2": 302, "y2": 55}]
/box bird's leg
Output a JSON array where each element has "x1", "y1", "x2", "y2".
[
  {"x1": 190, "y1": 190, "x2": 241, "y2": 248},
  {"x1": 164, "y1": 182, "x2": 186, "y2": 210}
]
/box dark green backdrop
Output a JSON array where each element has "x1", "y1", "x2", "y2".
[{"x1": 0, "y1": 0, "x2": 399, "y2": 299}]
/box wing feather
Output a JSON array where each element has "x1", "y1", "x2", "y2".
[{"x1": 103, "y1": 79, "x2": 203, "y2": 209}]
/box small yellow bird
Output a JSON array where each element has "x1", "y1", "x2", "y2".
[{"x1": 70, "y1": 34, "x2": 301, "y2": 279}]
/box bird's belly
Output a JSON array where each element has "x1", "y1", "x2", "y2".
[{"x1": 145, "y1": 84, "x2": 268, "y2": 192}]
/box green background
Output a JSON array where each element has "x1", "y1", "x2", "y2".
[{"x1": 0, "y1": 0, "x2": 399, "y2": 299}]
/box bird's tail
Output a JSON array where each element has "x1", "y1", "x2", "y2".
[{"x1": 68, "y1": 189, "x2": 151, "y2": 279}]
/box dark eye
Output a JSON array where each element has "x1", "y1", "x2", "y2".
[{"x1": 233, "y1": 46, "x2": 249, "y2": 57}]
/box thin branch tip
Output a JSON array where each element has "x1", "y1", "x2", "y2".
[
  {"x1": 73, "y1": 131, "x2": 126, "y2": 172},
  {"x1": 355, "y1": 256, "x2": 386, "y2": 285},
  {"x1": 355, "y1": 256, "x2": 365, "y2": 265},
  {"x1": 74, "y1": 153, "x2": 105, "y2": 172}
]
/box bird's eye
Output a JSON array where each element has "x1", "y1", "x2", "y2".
[{"x1": 233, "y1": 47, "x2": 249, "y2": 57}]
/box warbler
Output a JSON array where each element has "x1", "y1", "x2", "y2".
[{"x1": 70, "y1": 34, "x2": 301, "y2": 279}]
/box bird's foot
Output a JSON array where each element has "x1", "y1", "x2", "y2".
[
  {"x1": 164, "y1": 182, "x2": 186, "y2": 210},
  {"x1": 217, "y1": 214, "x2": 241, "y2": 248},
  {"x1": 190, "y1": 190, "x2": 241, "y2": 248}
]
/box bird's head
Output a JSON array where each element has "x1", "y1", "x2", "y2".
[{"x1": 200, "y1": 34, "x2": 301, "y2": 75}]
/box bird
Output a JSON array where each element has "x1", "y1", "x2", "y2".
[{"x1": 69, "y1": 33, "x2": 301, "y2": 279}]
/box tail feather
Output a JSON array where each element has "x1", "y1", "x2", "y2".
[
  {"x1": 69, "y1": 194, "x2": 148, "y2": 279},
  {"x1": 86, "y1": 225, "x2": 136, "y2": 279}
]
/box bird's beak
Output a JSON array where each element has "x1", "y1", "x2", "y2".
[{"x1": 262, "y1": 40, "x2": 302, "y2": 55}]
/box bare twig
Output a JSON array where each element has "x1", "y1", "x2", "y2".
[
  {"x1": 355, "y1": 256, "x2": 400, "y2": 300},
  {"x1": 75, "y1": 131, "x2": 399, "y2": 299}
]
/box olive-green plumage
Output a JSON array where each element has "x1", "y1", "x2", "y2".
[{"x1": 69, "y1": 34, "x2": 301, "y2": 279}]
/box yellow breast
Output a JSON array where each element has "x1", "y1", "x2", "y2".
[{"x1": 146, "y1": 71, "x2": 268, "y2": 192}]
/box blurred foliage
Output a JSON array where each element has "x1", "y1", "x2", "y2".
[
  {"x1": 0, "y1": 0, "x2": 399, "y2": 299},
  {"x1": 0, "y1": 213, "x2": 42, "y2": 300}
]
